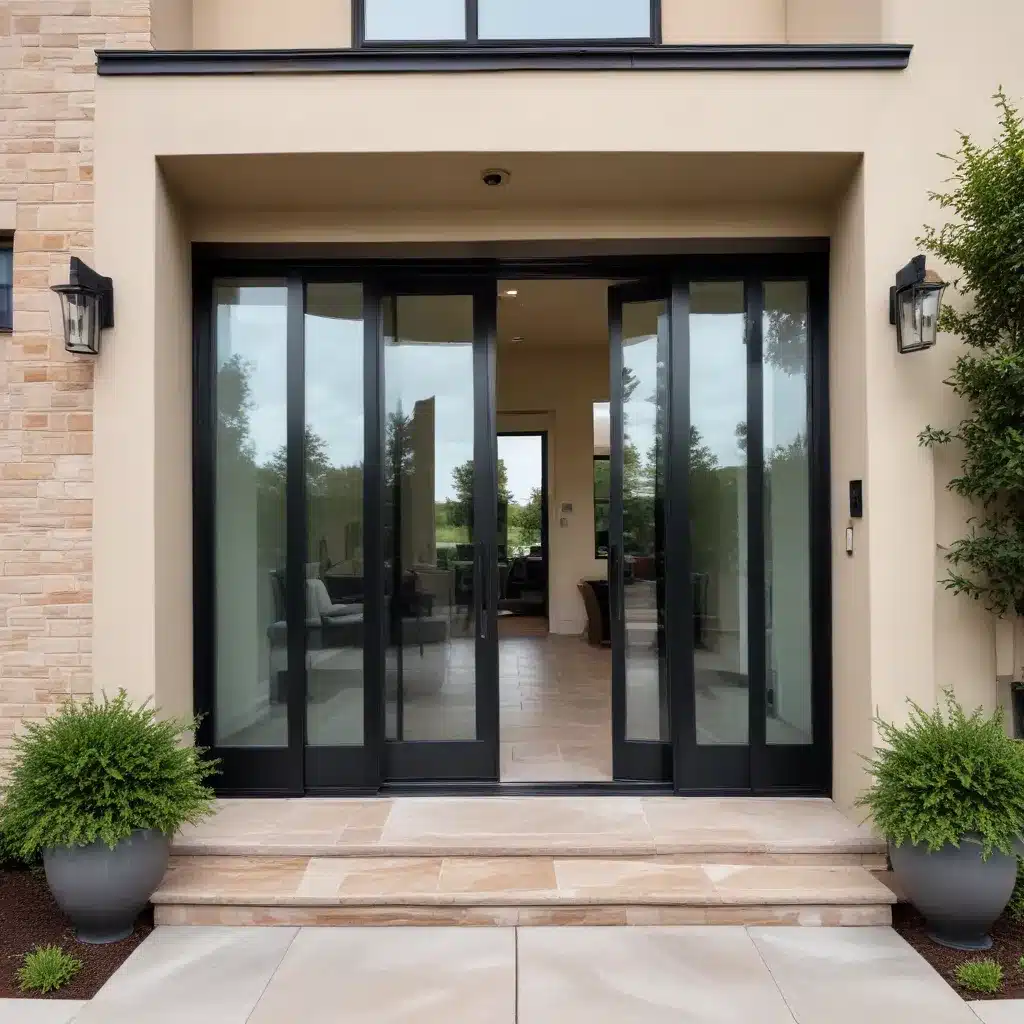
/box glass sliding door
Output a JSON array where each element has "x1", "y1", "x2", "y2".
[
  {"x1": 302, "y1": 281, "x2": 380, "y2": 790},
  {"x1": 608, "y1": 282, "x2": 672, "y2": 782},
  {"x1": 375, "y1": 283, "x2": 500, "y2": 782},
  {"x1": 197, "y1": 277, "x2": 303, "y2": 792},
  {"x1": 673, "y1": 269, "x2": 827, "y2": 793}
]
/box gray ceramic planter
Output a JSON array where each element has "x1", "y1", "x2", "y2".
[
  {"x1": 43, "y1": 829, "x2": 170, "y2": 944},
  {"x1": 889, "y1": 838, "x2": 1017, "y2": 950}
]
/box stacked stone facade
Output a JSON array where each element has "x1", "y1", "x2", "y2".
[{"x1": 0, "y1": 2, "x2": 152, "y2": 762}]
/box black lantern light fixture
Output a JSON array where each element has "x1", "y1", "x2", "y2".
[
  {"x1": 889, "y1": 254, "x2": 946, "y2": 354},
  {"x1": 51, "y1": 257, "x2": 114, "y2": 355}
]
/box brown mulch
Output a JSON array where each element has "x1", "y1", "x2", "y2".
[
  {"x1": 893, "y1": 902, "x2": 1024, "y2": 1001},
  {"x1": 0, "y1": 866, "x2": 152, "y2": 1000}
]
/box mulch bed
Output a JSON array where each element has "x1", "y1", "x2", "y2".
[
  {"x1": 894, "y1": 902, "x2": 1024, "y2": 1001},
  {"x1": 0, "y1": 866, "x2": 152, "y2": 1000}
]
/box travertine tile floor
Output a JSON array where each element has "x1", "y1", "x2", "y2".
[
  {"x1": 500, "y1": 635, "x2": 614, "y2": 782},
  {"x1": 10, "y1": 925, "x2": 996, "y2": 1024}
]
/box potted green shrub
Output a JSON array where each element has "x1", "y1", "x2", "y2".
[
  {"x1": 859, "y1": 692, "x2": 1024, "y2": 949},
  {"x1": 0, "y1": 692, "x2": 217, "y2": 944}
]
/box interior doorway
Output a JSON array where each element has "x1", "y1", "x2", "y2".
[
  {"x1": 496, "y1": 431, "x2": 549, "y2": 629},
  {"x1": 496, "y1": 281, "x2": 614, "y2": 783}
]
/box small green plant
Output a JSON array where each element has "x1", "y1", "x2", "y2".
[
  {"x1": 17, "y1": 945, "x2": 83, "y2": 994},
  {"x1": 857, "y1": 690, "x2": 1024, "y2": 857},
  {"x1": 1018, "y1": 955, "x2": 1024, "y2": 970},
  {"x1": 0, "y1": 692, "x2": 218, "y2": 861},
  {"x1": 956, "y1": 959, "x2": 1004, "y2": 994}
]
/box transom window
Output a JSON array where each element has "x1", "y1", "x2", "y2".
[{"x1": 359, "y1": 0, "x2": 658, "y2": 45}]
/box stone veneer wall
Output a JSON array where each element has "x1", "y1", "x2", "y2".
[{"x1": 0, "y1": 2, "x2": 154, "y2": 764}]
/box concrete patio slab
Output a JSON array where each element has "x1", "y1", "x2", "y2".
[
  {"x1": 749, "y1": 927, "x2": 980, "y2": 1024},
  {"x1": 69, "y1": 926, "x2": 297, "y2": 1024},
  {"x1": 0, "y1": 1002, "x2": 85, "y2": 1024},
  {"x1": 970, "y1": 1002, "x2": 1024, "y2": 1023},
  {"x1": 516, "y1": 926, "x2": 796, "y2": 1023},
  {"x1": 246, "y1": 926, "x2": 515, "y2": 1023}
]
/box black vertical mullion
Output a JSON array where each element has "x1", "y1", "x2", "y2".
[
  {"x1": 745, "y1": 279, "x2": 767, "y2": 790},
  {"x1": 667, "y1": 274, "x2": 692, "y2": 793},
  {"x1": 363, "y1": 280, "x2": 385, "y2": 785},
  {"x1": 285, "y1": 274, "x2": 307, "y2": 794},
  {"x1": 608, "y1": 291, "x2": 626, "y2": 758},
  {"x1": 651, "y1": 0, "x2": 662, "y2": 44},
  {"x1": 192, "y1": 265, "x2": 215, "y2": 753},
  {"x1": 466, "y1": 0, "x2": 478, "y2": 42},
  {"x1": 474, "y1": 285, "x2": 498, "y2": 760},
  {"x1": 808, "y1": 268, "x2": 833, "y2": 791}
]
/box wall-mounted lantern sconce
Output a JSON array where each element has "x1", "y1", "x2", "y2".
[
  {"x1": 889, "y1": 255, "x2": 946, "y2": 354},
  {"x1": 51, "y1": 257, "x2": 114, "y2": 355}
]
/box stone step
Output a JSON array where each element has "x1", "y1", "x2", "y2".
[
  {"x1": 152, "y1": 855, "x2": 895, "y2": 928},
  {"x1": 172, "y1": 796, "x2": 886, "y2": 866}
]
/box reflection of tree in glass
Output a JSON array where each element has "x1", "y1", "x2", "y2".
[
  {"x1": 765, "y1": 308, "x2": 807, "y2": 376},
  {"x1": 216, "y1": 354, "x2": 256, "y2": 465}
]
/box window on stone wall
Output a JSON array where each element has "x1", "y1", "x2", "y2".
[{"x1": 0, "y1": 242, "x2": 11, "y2": 332}]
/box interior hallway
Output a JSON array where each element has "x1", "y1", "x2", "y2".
[{"x1": 499, "y1": 628, "x2": 612, "y2": 783}]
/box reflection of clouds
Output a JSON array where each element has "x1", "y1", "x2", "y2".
[
  {"x1": 691, "y1": 314, "x2": 746, "y2": 466},
  {"x1": 307, "y1": 314, "x2": 364, "y2": 468},
  {"x1": 217, "y1": 302, "x2": 287, "y2": 465},
  {"x1": 387, "y1": 342, "x2": 475, "y2": 502},
  {"x1": 623, "y1": 334, "x2": 659, "y2": 455}
]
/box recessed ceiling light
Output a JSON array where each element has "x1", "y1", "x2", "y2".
[{"x1": 481, "y1": 168, "x2": 511, "y2": 187}]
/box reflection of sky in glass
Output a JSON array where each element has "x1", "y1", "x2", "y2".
[
  {"x1": 479, "y1": 0, "x2": 650, "y2": 39},
  {"x1": 216, "y1": 293, "x2": 287, "y2": 465},
  {"x1": 691, "y1": 313, "x2": 746, "y2": 466},
  {"x1": 307, "y1": 312, "x2": 363, "y2": 469},
  {"x1": 365, "y1": 0, "x2": 465, "y2": 40},
  {"x1": 387, "y1": 343, "x2": 474, "y2": 502},
  {"x1": 623, "y1": 333, "x2": 659, "y2": 459},
  {"x1": 498, "y1": 434, "x2": 543, "y2": 504},
  {"x1": 219, "y1": 289, "x2": 809, "y2": 491}
]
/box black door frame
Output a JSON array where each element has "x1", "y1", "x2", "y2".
[
  {"x1": 193, "y1": 248, "x2": 831, "y2": 797},
  {"x1": 372, "y1": 276, "x2": 500, "y2": 783},
  {"x1": 496, "y1": 429, "x2": 550, "y2": 620},
  {"x1": 608, "y1": 280, "x2": 673, "y2": 784}
]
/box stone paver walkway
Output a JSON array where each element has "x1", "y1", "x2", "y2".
[{"x1": 2, "y1": 925, "x2": 1013, "y2": 1023}]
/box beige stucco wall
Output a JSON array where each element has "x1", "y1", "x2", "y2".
[
  {"x1": 786, "y1": 0, "x2": 883, "y2": 43},
  {"x1": 662, "y1": 0, "x2": 786, "y2": 44},
  {"x1": 150, "y1": 0, "x2": 193, "y2": 49},
  {"x1": 193, "y1": 0, "x2": 351, "y2": 49},
  {"x1": 89, "y1": 0, "x2": 1024, "y2": 802}
]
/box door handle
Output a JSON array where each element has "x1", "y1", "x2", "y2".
[
  {"x1": 609, "y1": 544, "x2": 619, "y2": 624},
  {"x1": 476, "y1": 544, "x2": 488, "y2": 640}
]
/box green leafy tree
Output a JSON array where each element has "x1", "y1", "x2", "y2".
[
  {"x1": 919, "y1": 90, "x2": 1024, "y2": 615},
  {"x1": 448, "y1": 458, "x2": 511, "y2": 529}
]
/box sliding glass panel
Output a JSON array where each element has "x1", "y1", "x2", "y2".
[
  {"x1": 213, "y1": 281, "x2": 288, "y2": 747},
  {"x1": 622, "y1": 299, "x2": 668, "y2": 743},
  {"x1": 763, "y1": 281, "x2": 813, "y2": 746},
  {"x1": 305, "y1": 284, "x2": 365, "y2": 747},
  {"x1": 384, "y1": 294, "x2": 477, "y2": 742},
  {"x1": 690, "y1": 282, "x2": 748, "y2": 747},
  {"x1": 479, "y1": 0, "x2": 652, "y2": 40},
  {"x1": 364, "y1": 0, "x2": 467, "y2": 41}
]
